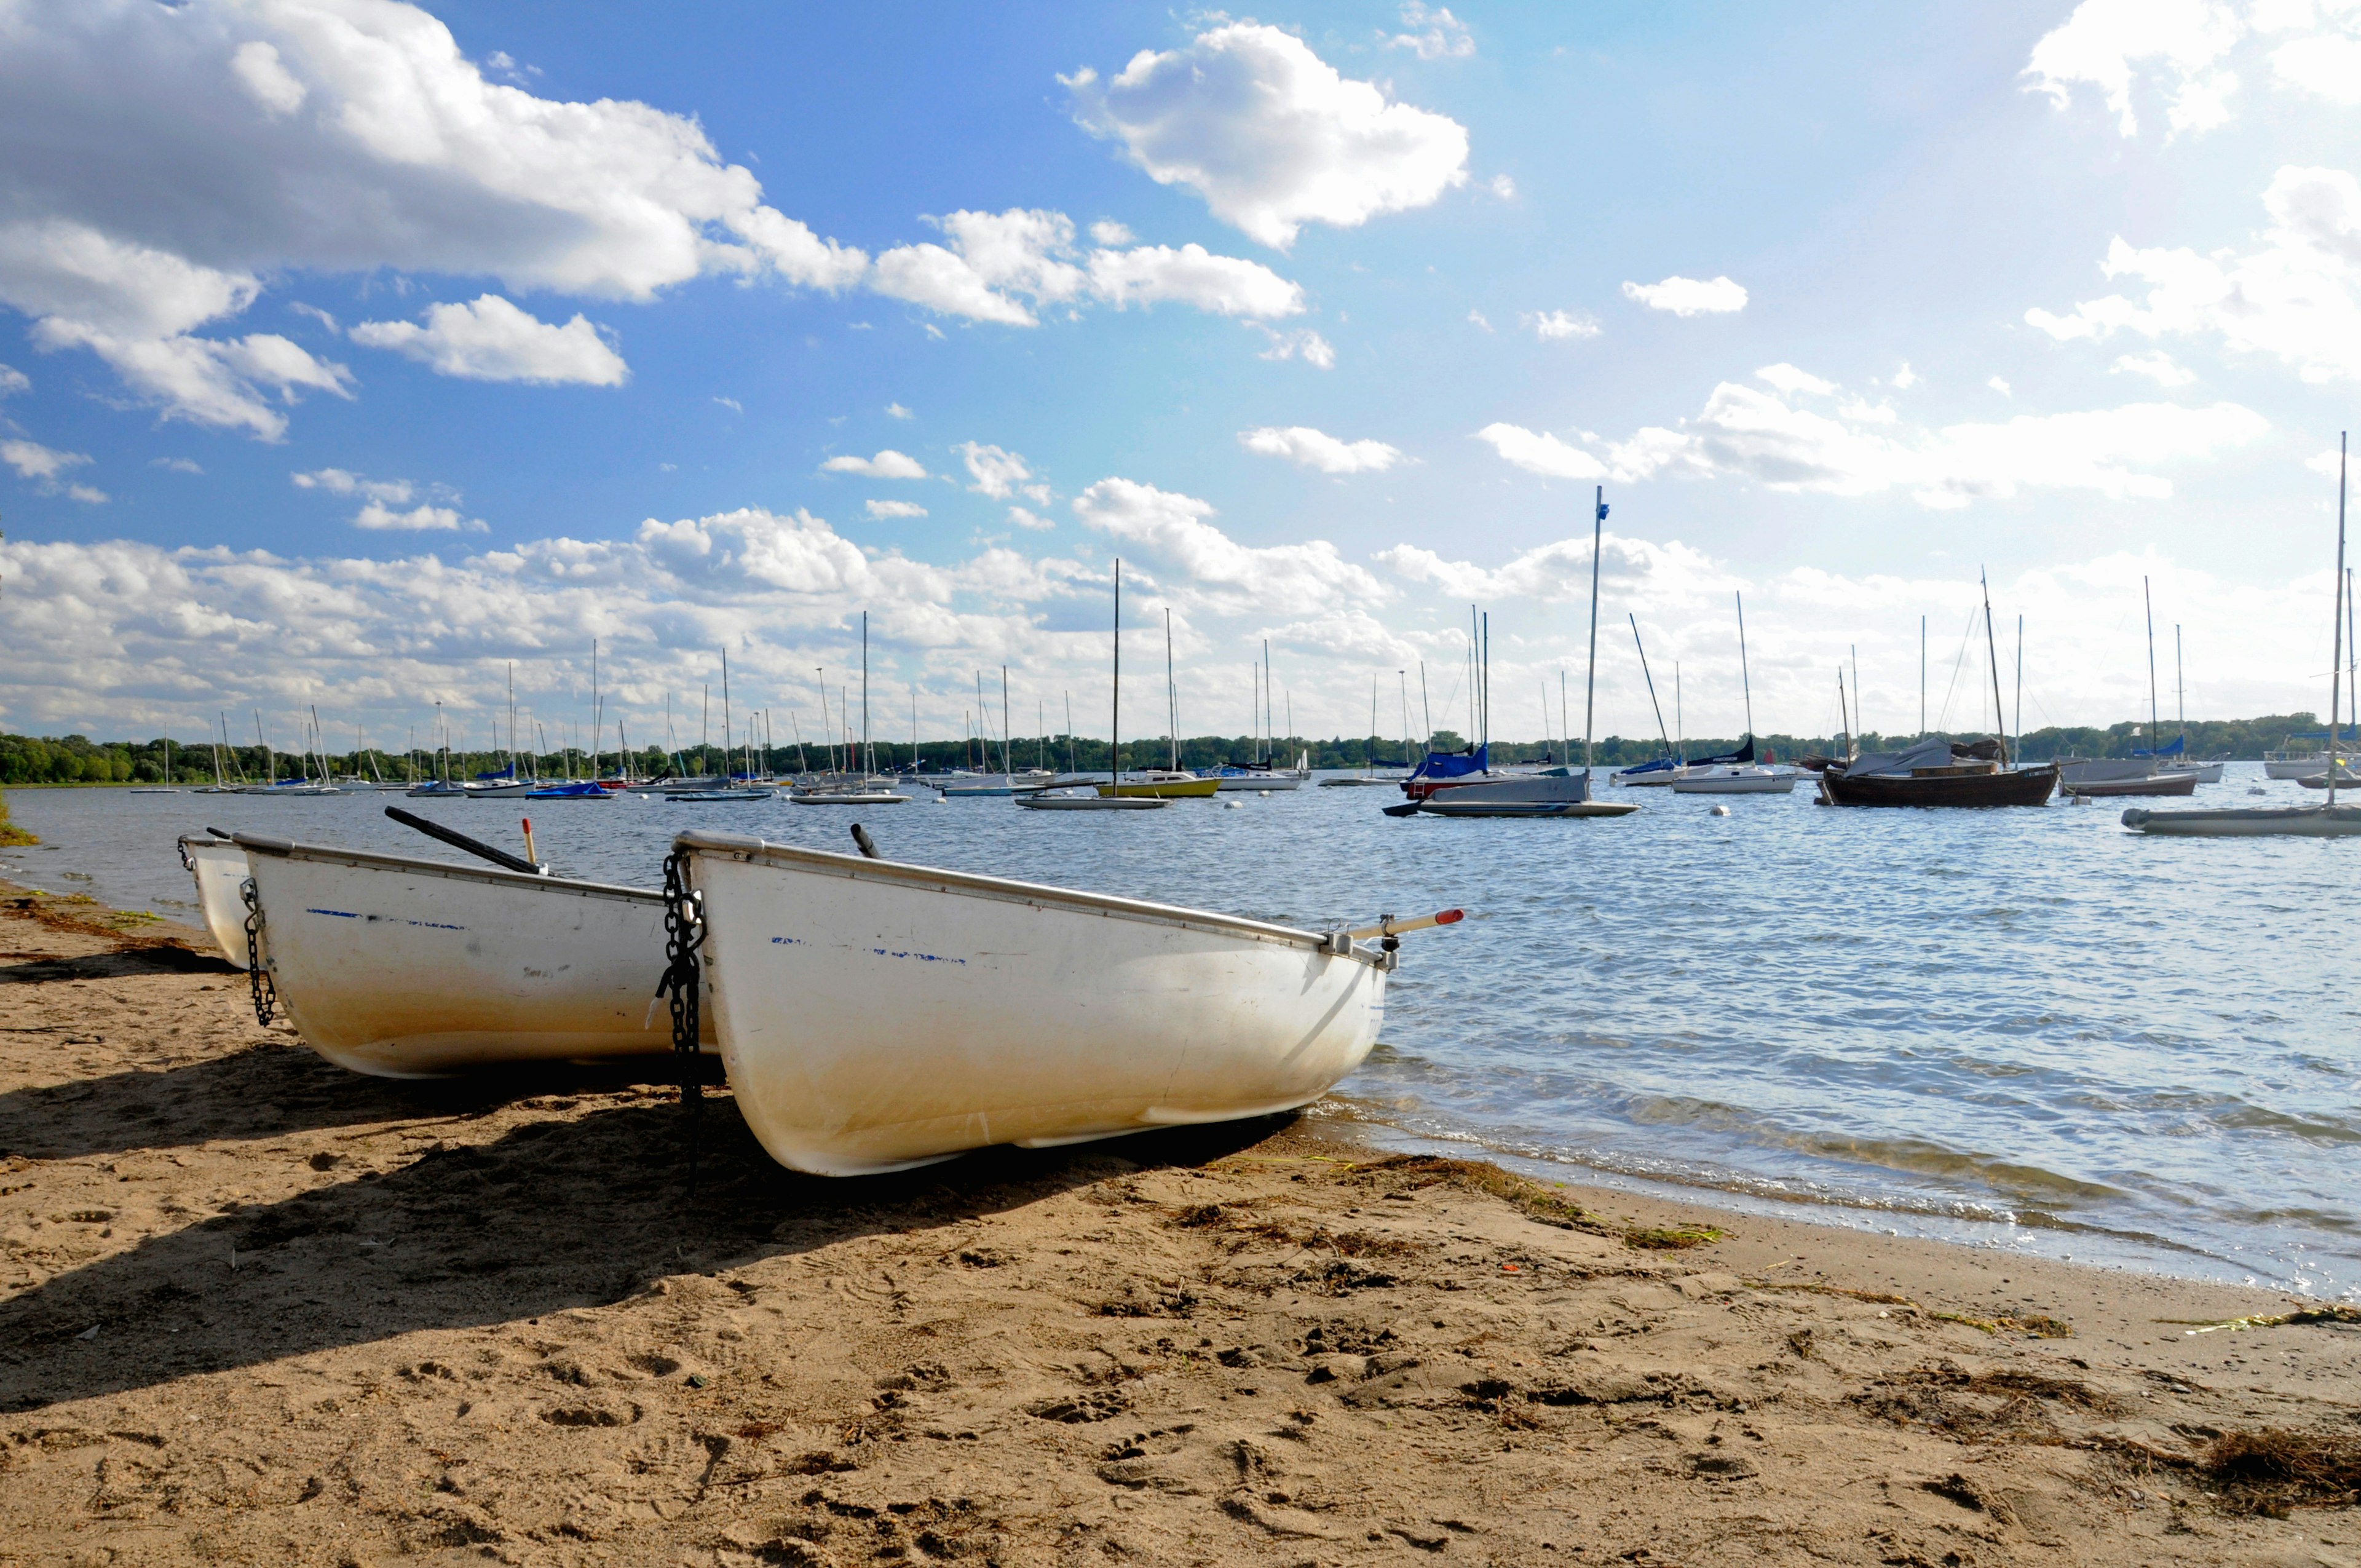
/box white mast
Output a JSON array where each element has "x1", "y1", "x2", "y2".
[{"x1": 1583, "y1": 488, "x2": 1607, "y2": 779}]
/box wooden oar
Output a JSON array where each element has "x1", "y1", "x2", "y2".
[
  {"x1": 1346, "y1": 909, "x2": 1464, "y2": 942},
  {"x1": 384, "y1": 806, "x2": 547, "y2": 876}
]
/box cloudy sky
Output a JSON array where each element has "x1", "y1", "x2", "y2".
[{"x1": 4, "y1": 0, "x2": 2360, "y2": 751}]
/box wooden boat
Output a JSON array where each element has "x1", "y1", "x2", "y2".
[
  {"x1": 1821, "y1": 758, "x2": 2057, "y2": 807},
  {"x1": 671, "y1": 829, "x2": 1430, "y2": 1174},
  {"x1": 176, "y1": 832, "x2": 251, "y2": 970},
  {"x1": 232, "y1": 831, "x2": 710, "y2": 1076}
]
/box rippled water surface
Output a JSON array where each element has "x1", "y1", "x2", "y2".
[{"x1": 7, "y1": 767, "x2": 2356, "y2": 1296}]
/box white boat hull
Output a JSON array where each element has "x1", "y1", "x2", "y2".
[
  {"x1": 178, "y1": 834, "x2": 251, "y2": 970},
  {"x1": 1213, "y1": 774, "x2": 1304, "y2": 791},
  {"x1": 2158, "y1": 762, "x2": 2225, "y2": 784},
  {"x1": 677, "y1": 831, "x2": 1388, "y2": 1176},
  {"x1": 235, "y1": 834, "x2": 708, "y2": 1076},
  {"x1": 2124, "y1": 804, "x2": 2361, "y2": 836},
  {"x1": 1669, "y1": 767, "x2": 1797, "y2": 794}
]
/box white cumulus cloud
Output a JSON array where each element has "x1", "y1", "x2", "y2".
[
  {"x1": 1240, "y1": 426, "x2": 1404, "y2": 474},
  {"x1": 1, "y1": 437, "x2": 90, "y2": 483},
  {"x1": 1253, "y1": 326, "x2": 1337, "y2": 368},
  {"x1": 1477, "y1": 366, "x2": 2268, "y2": 509},
  {"x1": 870, "y1": 207, "x2": 1301, "y2": 327},
  {"x1": 1072, "y1": 476, "x2": 1388, "y2": 616},
  {"x1": 864, "y1": 499, "x2": 928, "y2": 520},
  {"x1": 0, "y1": 363, "x2": 29, "y2": 396},
  {"x1": 1388, "y1": 3, "x2": 1476, "y2": 60},
  {"x1": 293, "y1": 468, "x2": 414, "y2": 504},
  {"x1": 1622, "y1": 275, "x2": 1749, "y2": 316},
  {"x1": 821, "y1": 450, "x2": 928, "y2": 480},
  {"x1": 2027, "y1": 165, "x2": 2361, "y2": 384},
  {"x1": 350, "y1": 296, "x2": 627, "y2": 386},
  {"x1": 956, "y1": 443, "x2": 1049, "y2": 503},
  {"x1": 2021, "y1": 0, "x2": 2245, "y2": 137},
  {"x1": 1523, "y1": 309, "x2": 1601, "y2": 341},
  {"x1": 354, "y1": 501, "x2": 484, "y2": 533},
  {"x1": 1066, "y1": 23, "x2": 1469, "y2": 249},
  {"x1": 0, "y1": 0, "x2": 861, "y2": 435}
]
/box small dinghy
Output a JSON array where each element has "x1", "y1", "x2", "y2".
[
  {"x1": 233, "y1": 817, "x2": 711, "y2": 1077},
  {"x1": 669, "y1": 828, "x2": 1458, "y2": 1175},
  {"x1": 177, "y1": 831, "x2": 251, "y2": 969}
]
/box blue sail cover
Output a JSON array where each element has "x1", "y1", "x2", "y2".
[
  {"x1": 473, "y1": 764, "x2": 517, "y2": 780},
  {"x1": 1408, "y1": 743, "x2": 1489, "y2": 782},
  {"x1": 2132, "y1": 736, "x2": 2186, "y2": 757}
]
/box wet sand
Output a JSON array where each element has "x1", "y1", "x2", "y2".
[{"x1": 2, "y1": 882, "x2": 2357, "y2": 1566}]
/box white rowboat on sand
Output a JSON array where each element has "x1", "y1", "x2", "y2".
[
  {"x1": 673, "y1": 829, "x2": 1418, "y2": 1176},
  {"x1": 177, "y1": 832, "x2": 252, "y2": 970},
  {"x1": 234, "y1": 832, "x2": 713, "y2": 1076}
]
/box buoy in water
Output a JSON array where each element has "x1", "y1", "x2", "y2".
[
  {"x1": 1224, "y1": 799, "x2": 1244, "y2": 809},
  {"x1": 1709, "y1": 804, "x2": 1730, "y2": 817},
  {"x1": 1258, "y1": 790, "x2": 1271, "y2": 797}
]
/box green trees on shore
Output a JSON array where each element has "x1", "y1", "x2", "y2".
[{"x1": 0, "y1": 710, "x2": 2333, "y2": 784}]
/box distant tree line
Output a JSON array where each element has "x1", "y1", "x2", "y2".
[{"x1": 0, "y1": 711, "x2": 2330, "y2": 785}]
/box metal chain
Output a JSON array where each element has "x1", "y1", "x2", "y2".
[
  {"x1": 240, "y1": 876, "x2": 279, "y2": 1026},
  {"x1": 655, "y1": 846, "x2": 706, "y2": 1091}
]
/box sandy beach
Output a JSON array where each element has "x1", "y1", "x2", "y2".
[{"x1": 2, "y1": 883, "x2": 2357, "y2": 1567}]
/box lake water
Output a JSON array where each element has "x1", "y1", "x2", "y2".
[{"x1": 6, "y1": 767, "x2": 2355, "y2": 1300}]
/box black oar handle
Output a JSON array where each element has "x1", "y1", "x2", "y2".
[{"x1": 384, "y1": 806, "x2": 546, "y2": 876}]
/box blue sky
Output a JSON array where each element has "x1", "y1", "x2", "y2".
[{"x1": 4, "y1": 0, "x2": 2360, "y2": 749}]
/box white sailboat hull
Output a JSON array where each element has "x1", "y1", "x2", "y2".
[
  {"x1": 235, "y1": 834, "x2": 707, "y2": 1077},
  {"x1": 2158, "y1": 761, "x2": 2225, "y2": 783},
  {"x1": 178, "y1": 834, "x2": 251, "y2": 970},
  {"x1": 1212, "y1": 773, "x2": 1305, "y2": 791},
  {"x1": 2124, "y1": 804, "x2": 2361, "y2": 836},
  {"x1": 677, "y1": 831, "x2": 1388, "y2": 1176},
  {"x1": 1669, "y1": 767, "x2": 1796, "y2": 794}
]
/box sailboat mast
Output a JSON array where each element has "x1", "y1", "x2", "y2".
[
  {"x1": 2015, "y1": 615, "x2": 2025, "y2": 763},
  {"x1": 2143, "y1": 576, "x2": 2159, "y2": 761},
  {"x1": 1419, "y1": 662, "x2": 1430, "y2": 754},
  {"x1": 2333, "y1": 432, "x2": 2348, "y2": 809},
  {"x1": 862, "y1": 612, "x2": 872, "y2": 778},
  {"x1": 1001, "y1": 664, "x2": 1012, "y2": 777},
  {"x1": 1735, "y1": 590, "x2": 1754, "y2": 740},
  {"x1": 1112, "y1": 560, "x2": 1123, "y2": 789},
  {"x1": 1629, "y1": 614, "x2": 1672, "y2": 757},
  {"x1": 1920, "y1": 614, "x2": 1927, "y2": 738},
  {"x1": 1979, "y1": 569, "x2": 2009, "y2": 766},
  {"x1": 720, "y1": 647, "x2": 732, "y2": 783},
  {"x1": 1583, "y1": 487, "x2": 1606, "y2": 775},
  {"x1": 1166, "y1": 614, "x2": 1179, "y2": 771}
]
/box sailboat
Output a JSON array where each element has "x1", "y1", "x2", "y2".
[
  {"x1": 931, "y1": 667, "x2": 1054, "y2": 794},
  {"x1": 2131, "y1": 437, "x2": 2361, "y2": 834},
  {"x1": 1022, "y1": 560, "x2": 1169, "y2": 810},
  {"x1": 1819, "y1": 573, "x2": 2057, "y2": 807},
  {"x1": 1671, "y1": 592, "x2": 1794, "y2": 794},
  {"x1": 1393, "y1": 489, "x2": 1640, "y2": 818},
  {"x1": 1321, "y1": 674, "x2": 1405, "y2": 785},
  {"x1": 1612, "y1": 615, "x2": 1684, "y2": 786},
  {"x1": 1208, "y1": 643, "x2": 1308, "y2": 789},
  {"x1": 2061, "y1": 581, "x2": 2196, "y2": 798},
  {"x1": 794, "y1": 614, "x2": 914, "y2": 804}
]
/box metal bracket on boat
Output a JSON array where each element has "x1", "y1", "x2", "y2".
[
  {"x1": 240, "y1": 876, "x2": 279, "y2": 1026},
  {"x1": 1319, "y1": 928, "x2": 1353, "y2": 956}
]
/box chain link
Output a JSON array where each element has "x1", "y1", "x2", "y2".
[
  {"x1": 656, "y1": 847, "x2": 706, "y2": 1088},
  {"x1": 240, "y1": 876, "x2": 279, "y2": 1026}
]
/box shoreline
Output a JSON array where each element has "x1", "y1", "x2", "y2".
[{"x1": 2, "y1": 882, "x2": 2357, "y2": 1562}]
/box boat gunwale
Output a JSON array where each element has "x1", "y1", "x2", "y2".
[
  {"x1": 231, "y1": 833, "x2": 663, "y2": 905},
  {"x1": 674, "y1": 830, "x2": 1380, "y2": 965}
]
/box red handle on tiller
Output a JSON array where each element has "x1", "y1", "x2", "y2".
[{"x1": 1346, "y1": 908, "x2": 1465, "y2": 942}]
